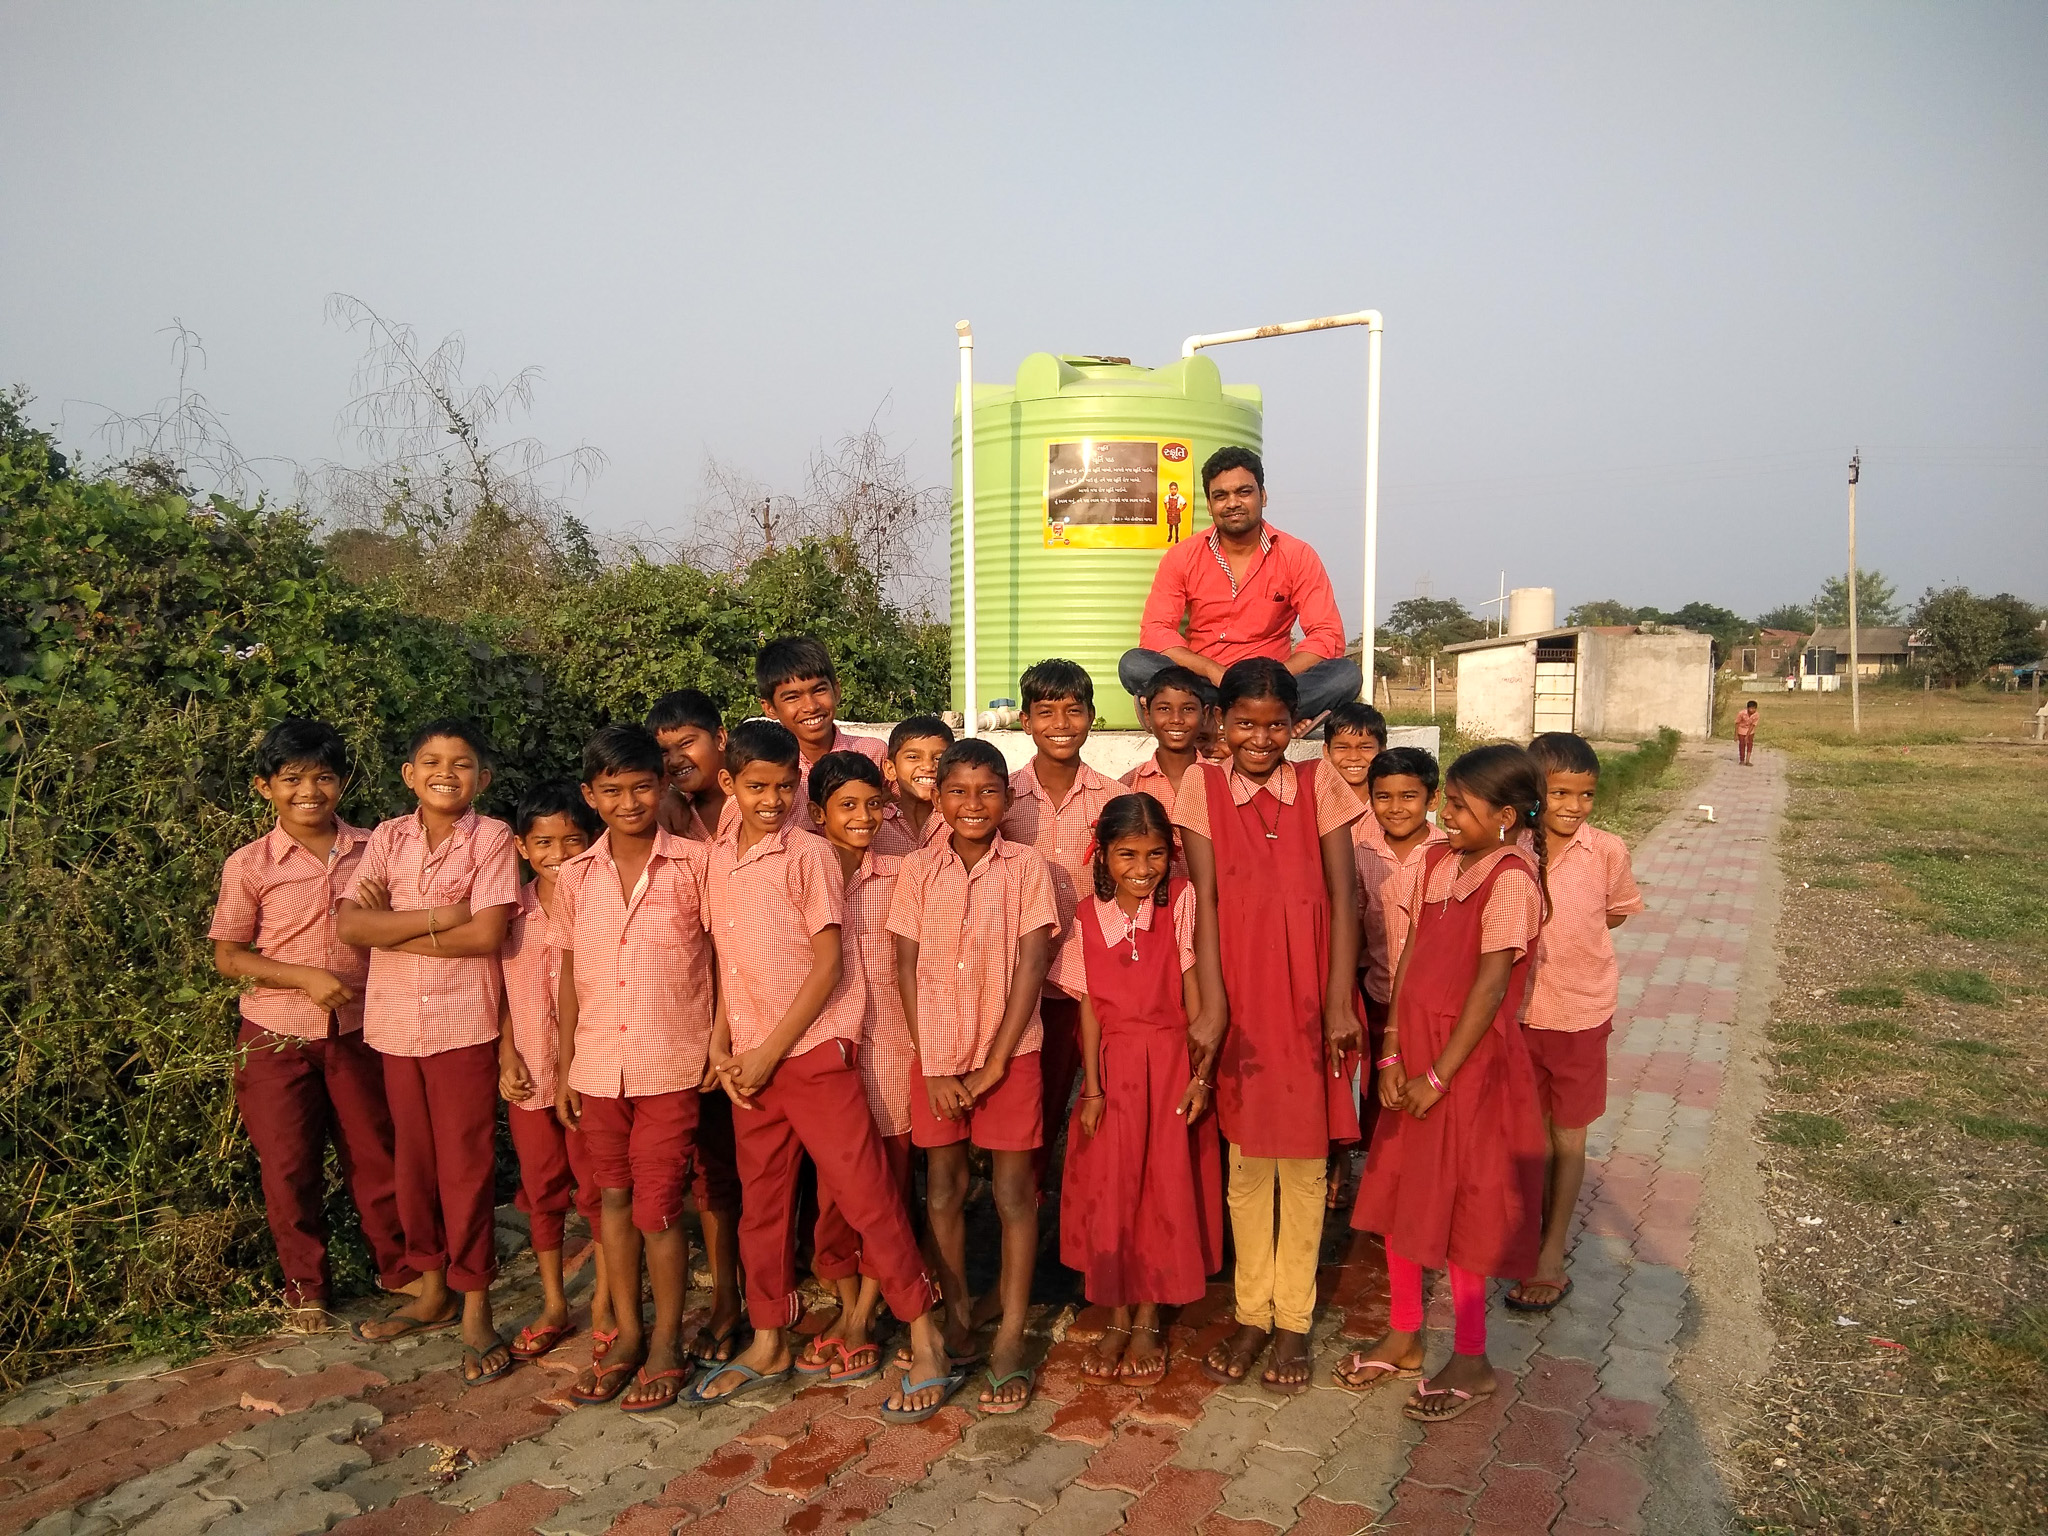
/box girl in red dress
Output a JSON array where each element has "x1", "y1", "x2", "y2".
[
  {"x1": 1062, "y1": 794, "x2": 1223, "y2": 1384},
  {"x1": 1341, "y1": 744, "x2": 1551, "y2": 1421},
  {"x1": 1178, "y1": 658, "x2": 1365, "y2": 1394}
]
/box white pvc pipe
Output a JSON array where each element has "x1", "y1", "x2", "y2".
[
  {"x1": 1181, "y1": 310, "x2": 1384, "y2": 704},
  {"x1": 956, "y1": 320, "x2": 978, "y2": 737}
]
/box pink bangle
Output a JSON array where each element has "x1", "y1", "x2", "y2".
[
  {"x1": 1426, "y1": 1065, "x2": 1447, "y2": 1093},
  {"x1": 1375, "y1": 1054, "x2": 1402, "y2": 1070}
]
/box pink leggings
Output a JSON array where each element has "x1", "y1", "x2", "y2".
[{"x1": 1387, "y1": 1239, "x2": 1488, "y2": 1356}]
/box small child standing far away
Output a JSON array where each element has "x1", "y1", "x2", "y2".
[
  {"x1": 553, "y1": 725, "x2": 715, "y2": 1412},
  {"x1": 1180, "y1": 659, "x2": 1364, "y2": 1394},
  {"x1": 1063, "y1": 793, "x2": 1222, "y2": 1386},
  {"x1": 696, "y1": 721, "x2": 956, "y2": 1422},
  {"x1": 1735, "y1": 698, "x2": 1759, "y2": 766},
  {"x1": 875, "y1": 714, "x2": 955, "y2": 857},
  {"x1": 211, "y1": 718, "x2": 413, "y2": 1332},
  {"x1": 795, "y1": 751, "x2": 920, "y2": 1385},
  {"x1": 755, "y1": 635, "x2": 886, "y2": 830},
  {"x1": 1001, "y1": 659, "x2": 1118, "y2": 1183},
  {"x1": 339, "y1": 720, "x2": 520, "y2": 1384},
  {"x1": 1504, "y1": 732, "x2": 1643, "y2": 1315},
  {"x1": 649, "y1": 689, "x2": 729, "y2": 841},
  {"x1": 1320, "y1": 700, "x2": 1386, "y2": 1207},
  {"x1": 498, "y1": 781, "x2": 608, "y2": 1362},
  {"x1": 1342, "y1": 744, "x2": 1551, "y2": 1422},
  {"x1": 1120, "y1": 664, "x2": 1207, "y2": 825},
  {"x1": 890, "y1": 737, "x2": 1059, "y2": 1414}
]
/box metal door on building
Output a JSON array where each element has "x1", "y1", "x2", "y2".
[{"x1": 1533, "y1": 643, "x2": 1577, "y2": 735}]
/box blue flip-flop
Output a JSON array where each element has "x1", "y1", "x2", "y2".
[
  {"x1": 682, "y1": 1360, "x2": 792, "y2": 1408},
  {"x1": 879, "y1": 1366, "x2": 967, "y2": 1425}
]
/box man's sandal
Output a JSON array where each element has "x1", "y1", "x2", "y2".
[
  {"x1": 1332, "y1": 1353, "x2": 1423, "y2": 1392},
  {"x1": 620, "y1": 1366, "x2": 693, "y2": 1414},
  {"x1": 1504, "y1": 1277, "x2": 1574, "y2": 1314},
  {"x1": 510, "y1": 1322, "x2": 575, "y2": 1361},
  {"x1": 569, "y1": 1356, "x2": 640, "y2": 1405},
  {"x1": 1404, "y1": 1382, "x2": 1496, "y2": 1423}
]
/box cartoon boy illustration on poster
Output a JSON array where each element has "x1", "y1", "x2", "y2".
[{"x1": 1163, "y1": 481, "x2": 1187, "y2": 543}]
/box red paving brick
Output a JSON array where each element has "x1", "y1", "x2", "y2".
[
  {"x1": 1514, "y1": 1355, "x2": 1598, "y2": 1418},
  {"x1": 1287, "y1": 1496, "x2": 1377, "y2": 1536},
  {"x1": 686, "y1": 1483, "x2": 805, "y2": 1536},
  {"x1": 658, "y1": 1445, "x2": 769, "y2": 1516},
  {"x1": 1470, "y1": 1462, "x2": 1564, "y2": 1530},
  {"x1": 1401, "y1": 1424, "x2": 1494, "y2": 1493},
  {"x1": 1126, "y1": 1356, "x2": 1220, "y2": 1427},
  {"x1": 603, "y1": 1504, "x2": 690, "y2": 1536},
  {"x1": 734, "y1": 1390, "x2": 828, "y2": 1448},
  {"x1": 756, "y1": 1410, "x2": 877, "y2": 1497},
  {"x1": 854, "y1": 1407, "x2": 969, "y2": 1482},
  {"x1": 328, "y1": 1494, "x2": 464, "y2": 1534},
  {"x1": 1119, "y1": 1464, "x2": 1229, "y2": 1535},
  {"x1": 1491, "y1": 1403, "x2": 1579, "y2": 1473},
  {"x1": 782, "y1": 1472, "x2": 895, "y2": 1534},
  {"x1": 1561, "y1": 1450, "x2": 1651, "y2": 1531},
  {"x1": 1585, "y1": 1394, "x2": 1660, "y2": 1443},
  {"x1": 1197, "y1": 1515, "x2": 1278, "y2": 1535},
  {"x1": 1046, "y1": 1383, "x2": 1138, "y2": 1445},
  {"x1": 1377, "y1": 1479, "x2": 1475, "y2": 1532},
  {"x1": 443, "y1": 1481, "x2": 576, "y2": 1535},
  {"x1": 1077, "y1": 1418, "x2": 1181, "y2": 1495}
]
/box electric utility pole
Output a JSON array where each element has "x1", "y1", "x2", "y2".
[{"x1": 1847, "y1": 449, "x2": 1861, "y2": 735}]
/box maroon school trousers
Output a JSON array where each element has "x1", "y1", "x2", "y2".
[
  {"x1": 508, "y1": 1104, "x2": 599, "y2": 1252},
  {"x1": 731, "y1": 1040, "x2": 938, "y2": 1330},
  {"x1": 233, "y1": 1017, "x2": 413, "y2": 1306},
  {"x1": 814, "y1": 1132, "x2": 915, "y2": 1282},
  {"x1": 380, "y1": 1040, "x2": 500, "y2": 1292}
]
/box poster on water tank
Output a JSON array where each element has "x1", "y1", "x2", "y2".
[{"x1": 1042, "y1": 438, "x2": 1195, "y2": 548}]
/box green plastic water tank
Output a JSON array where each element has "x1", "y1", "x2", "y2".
[{"x1": 952, "y1": 352, "x2": 1263, "y2": 729}]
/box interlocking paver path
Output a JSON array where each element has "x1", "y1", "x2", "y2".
[{"x1": 0, "y1": 747, "x2": 1780, "y2": 1536}]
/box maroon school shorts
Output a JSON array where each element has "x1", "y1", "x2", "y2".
[
  {"x1": 910, "y1": 1049, "x2": 1044, "y2": 1151},
  {"x1": 577, "y1": 1089, "x2": 700, "y2": 1233},
  {"x1": 1524, "y1": 1020, "x2": 1614, "y2": 1130}
]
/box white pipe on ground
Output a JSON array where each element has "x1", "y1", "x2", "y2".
[
  {"x1": 956, "y1": 320, "x2": 977, "y2": 738},
  {"x1": 1181, "y1": 311, "x2": 1384, "y2": 705}
]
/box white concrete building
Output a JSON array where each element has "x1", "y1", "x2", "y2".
[{"x1": 1446, "y1": 625, "x2": 1714, "y2": 742}]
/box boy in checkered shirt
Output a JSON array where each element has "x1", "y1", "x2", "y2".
[
  {"x1": 337, "y1": 719, "x2": 521, "y2": 1383},
  {"x1": 210, "y1": 718, "x2": 413, "y2": 1332}
]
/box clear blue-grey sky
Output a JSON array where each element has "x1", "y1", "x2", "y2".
[{"x1": 4, "y1": 2, "x2": 2044, "y2": 629}]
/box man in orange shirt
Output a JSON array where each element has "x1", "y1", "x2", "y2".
[{"x1": 1119, "y1": 446, "x2": 1362, "y2": 732}]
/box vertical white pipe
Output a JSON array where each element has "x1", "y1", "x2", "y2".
[
  {"x1": 1361, "y1": 321, "x2": 1382, "y2": 704},
  {"x1": 957, "y1": 321, "x2": 978, "y2": 737}
]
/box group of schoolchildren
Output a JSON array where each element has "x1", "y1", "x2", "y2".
[{"x1": 211, "y1": 632, "x2": 1640, "y2": 1428}]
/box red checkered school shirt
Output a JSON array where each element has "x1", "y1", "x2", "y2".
[
  {"x1": 550, "y1": 829, "x2": 714, "y2": 1097},
  {"x1": 706, "y1": 822, "x2": 864, "y2": 1058},
  {"x1": 845, "y1": 849, "x2": 915, "y2": 1135},
  {"x1": 873, "y1": 802, "x2": 947, "y2": 859},
  {"x1": 886, "y1": 834, "x2": 1060, "y2": 1077},
  {"x1": 790, "y1": 729, "x2": 889, "y2": 839},
  {"x1": 1002, "y1": 759, "x2": 1119, "y2": 997},
  {"x1": 356, "y1": 810, "x2": 522, "y2": 1057},
  {"x1": 1518, "y1": 824, "x2": 1644, "y2": 1031},
  {"x1": 500, "y1": 880, "x2": 565, "y2": 1105},
  {"x1": 210, "y1": 820, "x2": 373, "y2": 1038},
  {"x1": 1353, "y1": 816, "x2": 1450, "y2": 1004}
]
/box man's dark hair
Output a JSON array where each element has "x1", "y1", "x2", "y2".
[
  {"x1": 1527, "y1": 731, "x2": 1601, "y2": 780},
  {"x1": 1323, "y1": 701, "x2": 1388, "y2": 747},
  {"x1": 726, "y1": 718, "x2": 802, "y2": 773},
  {"x1": 1139, "y1": 665, "x2": 1207, "y2": 706},
  {"x1": 582, "y1": 723, "x2": 664, "y2": 783},
  {"x1": 935, "y1": 736, "x2": 1010, "y2": 788},
  {"x1": 755, "y1": 635, "x2": 836, "y2": 700},
  {"x1": 1200, "y1": 444, "x2": 1264, "y2": 493},
  {"x1": 646, "y1": 688, "x2": 723, "y2": 736},
  {"x1": 808, "y1": 749, "x2": 885, "y2": 811},
  {"x1": 1367, "y1": 746, "x2": 1440, "y2": 798},
  {"x1": 1216, "y1": 656, "x2": 1296, "y2": 718},
  {"x1": 888, "y1": 714, "x2": 955, "y2": 757},
  {"x1": 254, "y1": 718, "x2": 350, "y2": 779},
  {"x1": 406, "y1": 717, "x2": 491, "y2": 765},
  {"x1": 516, "y1": 779, "x2": 601, "y2": 839},
  {"x1": 1020, "y1": 658, "x2": 1094, "y2": 713}
]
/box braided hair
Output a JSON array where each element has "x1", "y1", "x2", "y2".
[
  {"x1": 1444, "y1": 743, "x2": 1551, "y2": 920},
  {"x1": 1090, "y1": 792, "x2": 1176, "y2": 909}
]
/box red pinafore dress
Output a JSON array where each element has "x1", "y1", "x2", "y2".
[
  {"x1": 1059, "y1": 879, "x2": 1224, "y2": 1305},
  {"x1": 1351, "y1": 844, "x2": 1547, "y2": 1278},
  {"x1": 1205, "y1": 759, "x2": 1361, "y2": 1161}
]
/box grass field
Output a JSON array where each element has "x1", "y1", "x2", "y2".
[{"x1": 1734, "y1": 685, "x2": 2048, "y2": 1534}]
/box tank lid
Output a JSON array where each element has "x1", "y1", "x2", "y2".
[{"x1": 1058, "y1": 355, "x2": 1132, "y2": 366}]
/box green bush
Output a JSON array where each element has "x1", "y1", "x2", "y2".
[
  {"x1": 0, "y1": 397, "x2": 946, "y2": 1384},
  {"x1": 1593, "y1": 727, "x2": 1680, "y2": 817}
]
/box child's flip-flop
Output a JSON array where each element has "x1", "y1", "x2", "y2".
[
  {"x1": 568, "y1": 1356, "x2": 639, "y2": 1405},
  {"x1": 1403, "y1": 1383, "x2": 1496, "y2": 1423},
  {"x1": 349, "y1": 1306, "x2": 459, "y2": 1344},
  {"x1": 510, "y1": 1321, "x2": 576, "y2": 1361},
  {"x1": 1331, "y1": 1354, "x2": 1423, "y2": 1393},
  {"x1": 684, "y1": 1361, "x2": 792, "y2": 1408},
  {"x1": 794, "y1": 1336, "x2": 848, "y2": 1378},
  {"x1": 685, "y1": 1323, "x2": 740, "y2": 1365},
  {"x1": 462, "y1": 1338, "x2": 515, "y2": 1388},
  {"x1": 826, "y1": 1341, "x2": 883, "y2": 1386},
  {"x1": 1504, "y1": 1276, "x2": 1574, "y2": 1314},
  {"x1": 979, "y1": 1367, "x2": 1036, "y2": 1416},
  {"x1": 879, "y1": 1367, "x2": 967, "y2": 1425},
  {"x1": 590, "y1": 1327, "x2": 619, "y2": 1362},
  {"x1": 619, "y1": 1366, "x2": 693, "y2": 1414}
]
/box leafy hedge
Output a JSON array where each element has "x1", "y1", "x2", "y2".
[
  {"x1": 1595, "y1": 727, "x2": 1682, "y2": 816},
  {"x1": 0, "y1": 399, "x2": 944, "y2": 1383}
]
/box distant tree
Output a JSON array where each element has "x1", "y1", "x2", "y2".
[
  {"x1": 1660, "y1": 602, "x2": 1751, "y2": 657},
  {"x1": 1983, "y1": 592, "x2": 2046, "y2": 667},
  {"x1": 1565, "y1": 599, "x2": 1638, "y2": 627},
  {"x1": 1812, "y1": 570, "x2": 1900, "y2": 627},
  {"x1": 1385, "y1": 596, "x2": 1485, "y2": 658},
  {"x1": 1913, "y1": 586, "x2": 2002, "y2": 686},
  {"x1": 1757, "y1": 603, "x2": 1813, "y2": 633}
]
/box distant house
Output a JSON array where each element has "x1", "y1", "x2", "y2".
[
  {"x1": 1734, "y1": 628, "x2": 1805, "y2": 679},
  {"x1": 1803, "y1": 626, "x2": 1916, "y2": 679},
  {"x1": 1446, "y1": 625, "x2": 1714, "y2": 741}
]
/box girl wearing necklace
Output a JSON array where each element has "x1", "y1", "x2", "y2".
[
  {"x1": 1061, "y1": 793, "x2": 1222, "y2": 1386},
  {"x1": 1175, "y1": 658, "x2": 1366, "y2": 1395}
]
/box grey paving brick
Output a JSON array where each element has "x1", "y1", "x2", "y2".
[
  {"x1": 80, "y1": 1459, "x2": 210, "y2": 1524},
  {"x1": 370, "y1": 1333, "x2": 470, "y2": 1384},
  {"x1": 1021, "y1": 1482, "x2": 1131, "y2": 1536},
  {"x1": 126, "y1": 1493, "x2": 231, "y2": 1536},
  {"x1": 544, "y1": 1426, "x2": 670, "y2": 1494},
  {"x1": 1612, "y1": 1294, "x2": 1685, "y2": 1351},
  {"x1": 1216, "y1": 1446, "x2": 1319, "y2": 1527},
  {"x1": 1259, "y1": 1383, "x2": 1359, "y2": 1454},
  {"x1": 535, "y1": 1463, "x2": 671, "y2": 1535},
  {"x1": 219, "y1": 1398, "x2": 382, "y2": 1456},
  {"x1": 1485, "y1": 1310, "x2": 1547, "y2": 1373},
  {"x1": 252, "y1": 1345, "x2": 327, "y2": 1377},
  {"x1": 953, "y1": 1398, "x2": 1056, "y2": 1463},
  {"x1": 639, "y1": 1411, "x2": 748, "y2": 1472},
  {"x1": 204, "y1": 1435, "x2": 370, "y2": 1507},
  {"x1": 880, "y1": 1464, "x2": 996, "y2": 1527},
  {"x1": 934, "y1": 1498, "x2": 1033, "y2": 1536},
  {"x1": 329, "y1": 1443, "x2": 446, "y2": 1514},
  {"x1": 24, "y1": 1513, "x2": 115, "y2": 1536},
  {"x1": 1600, "y1": 1342, "x2": 1676, "y2": 1404},
  {"x1": 981, "y1": 1437, "x2": 1093, "y2": 1512},
  {"x1": 1313, "y1": 1400, "x2": 1415, "y2": 1514},
  {"x1": 1536, "y1": 1309, "x2": 1612, "y2": 1364},
  {"x1": 435, "y1": 1434, "x2": 567, "y2": 1511},
  {"x1": 1171, "y1": 1397, "x2": 1271, "y2": 1472},
  {"x1": 200, "y1": 1488, "x2": 359, "y2": 1536}
]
